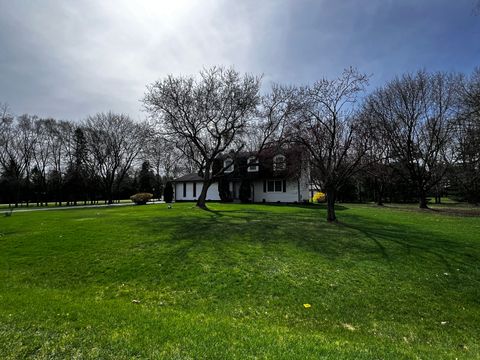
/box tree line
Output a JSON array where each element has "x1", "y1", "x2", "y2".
[
  {"x1": 1, "y1": 66, "x2": 479, "y2": 221},
  {"x1": 0, "y1": 110, "x2": 191, "y2": 207}
]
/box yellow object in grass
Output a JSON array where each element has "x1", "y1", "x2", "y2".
[
  {"x1": 303, "y1": 303, "x2": 311, "y2": 308},
  {"x1": 311, "y1": 192, "x2": 326, "y2": 203}
]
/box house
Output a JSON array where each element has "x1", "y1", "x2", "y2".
[
  {"x1": 172, "y1": 173, "x2": 221, "y2": 201},
  {"x1": 172, "y1": 147, "x2": 311, "y2": 203}
]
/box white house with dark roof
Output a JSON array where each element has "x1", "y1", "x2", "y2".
[{"x1": 172, "y1": 148, "x2": 311, "y2": 203}]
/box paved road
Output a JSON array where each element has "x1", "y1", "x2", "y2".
[{"x1": 1, "y1": 201, "x2": 165, "y2": 214}]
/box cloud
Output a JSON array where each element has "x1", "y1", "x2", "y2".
[{"x1": 0, "y1": 0, "x2": 479, "y2": 121}]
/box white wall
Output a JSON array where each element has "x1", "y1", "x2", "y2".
[
  {"x1": 174, "y1": 178, "x2": 309, "y2": 203},
  {"x1": 252, "y1": 179, "x2": 304, "y2": 203},
  {"x1": 206, "y1": 182, "x2": 220, "y2": 201},
  {"x1": 174, "y1": 182, "x2": 220, "y2": 201}
]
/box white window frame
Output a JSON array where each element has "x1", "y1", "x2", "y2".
[
  {"x1": 273, "y1": 154, "x2": 286, "y2": 171},
  {"x1": 224, "y1": 158, "x2": 234, "y2": 173},
  {"x1": 247, "y1": 156, "x2": 259, "y2": 172}
]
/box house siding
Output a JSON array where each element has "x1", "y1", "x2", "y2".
[
  {"x1": 174, "y1": 179, "x2": 309, "y2": 203},
  {"x1": 252, "y1": 179, "x2": 304, "y2": 203},
  {"x1": 174, "y1": 182, "x2": 221, "y2": 201}
]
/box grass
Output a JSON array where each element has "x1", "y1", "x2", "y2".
[{"x1": 0, "y1": 203, "x2": 479, "y2": 359}]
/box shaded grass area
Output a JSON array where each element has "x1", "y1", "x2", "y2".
[
  {"x1": 383, "y1": 201, "x2": 480, "y2": 217},
  {"x1": 0, "y1": 203, "x2": 479, "y2": 359}
]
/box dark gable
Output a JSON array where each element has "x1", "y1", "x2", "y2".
[{"x1": 213, "y1": 147, "x2": 303, "y2": 181}]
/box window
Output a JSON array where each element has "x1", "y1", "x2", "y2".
[
  {"x1": 183, "y1": 183, "x2": 186, "y2": 197},
  {"x1": 224, "y1": 158, "x2": 234, "y2": 173},
  {"x1": 247, "y1": 156, "x2": 259, "y2": 172},
  {"x1": 273, "y1": 154, "x2": 286, "y2": 171},
  {"x1": 275, "y1": 181, "x2": 282, "y2": 192},
  {"x1": 193, "y1": 182, "x2": 196, "y2": 197},
  {"x1": 265, "y1": 180, "x2": 285, "y2": 192},
  {"x1": 267, "y1": 180, "x2": 274, "y2": 192}
]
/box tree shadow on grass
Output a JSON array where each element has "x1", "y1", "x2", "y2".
[
  {"x1": 259, "y1": 202, "x2": 349, "y2": 211},
  {"x1": 114, "y1": 204, "x2": 480, "y2": 306},
  {"x1": 337, "y1": 213, "x2": 480, "y2": 272},
  {"x1": 384, "y1": 203, "x2": 480, "y2": 217},
  {"x1": 202, "y1": 207, "x2": 272, "y2": 219},
  {"x1": 133, "y1": 203, "x2": 479, "y2": 272},
  {"x1": 134, "y1": 206, "x2": 347, "y2": 267}
]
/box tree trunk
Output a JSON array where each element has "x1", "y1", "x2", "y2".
[
  {"x1": 196, "y1": 179, "x2": 211, "y2": 209},
  {"x1": 14, "y1": 182, "x2": 20, "y2": 207},
  {"x1": 107, "y1": 186, "x2": 114, "y2": 204},
  {"x1": 377, "y1": 182, "x2": 384, "y2": 206},
  {"x1": 326, "y1": 188, "x2": 337, "y2": 222},
  {"x1": 419, "y1": 188, "x2": 428, "y2": 209}
]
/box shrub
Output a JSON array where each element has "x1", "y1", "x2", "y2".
[
  {"x1": 163, "y1": 182, "x2": 174, "y2": 203},
  {"x1": 218, "y1": 178, "x2": 233, "y2": 202},
  {"x1": 130, "y1": 192, "x2": 153, "y2": 205},
  {"x1": 239, "y1": 180, "x2": 251, "y2": 203},
  {"x1": 311, "y1": 191, "x2": 326, "y2": 203}
]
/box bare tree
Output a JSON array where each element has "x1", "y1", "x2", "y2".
[
  {"x1": 0, "y1": 104, "x2": 20, "y2": 206},
  {"x1": 454, "y1": 68, "x2": 480, "y2": 204},
  {"x1": 143, "y1": 66, "x2": 261, "y2": 209},
  {"x1": 246, "y1": 84, "x2": 300, "y2": 152},
  {"x1": 462, "y1": 67, "x2": 480, "y2": 117},
  {"x1": 289, "y1": 68, "x2": 370, "y2": 222},
  {"x1": 46, "y1": 119, "x2": 71, "y2": 205},
  {"x1": 144, "y1": 133, "x2": 185, "y2": 180},
  {"x1": 366, "y1": 71, "x2": 461, "y2": 208},
  {"x1": 362, "y1": 124, "x2": 394, "y2": 206},
  {"x1": 0, "y1": 103, "x2": 14, "y2": 171},
  {"x1": 0, "y1": 112, "x2": 37, "y2": 207},
  {"x1": 0, "y1": 103, "x2": 12, "y2": 122},
  {"x1": 32, "y1": 119, "x2": 54, "y2": 205},
  {"x1": 84, "y1": 112, "x2": 148, "y2": 204}
]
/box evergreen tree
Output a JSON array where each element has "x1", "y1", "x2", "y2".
[
  {"x1": 239, "y1": 180, "x2": 251, "y2": 203},
  {"x1": 138, "y1": 161, "x2": 155, "y2": 193},
  {"x1": 163, "y1": 182, "x2": 174, "y2": 203}
]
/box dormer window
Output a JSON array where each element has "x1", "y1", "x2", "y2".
[
  {"x1": 224, "y1": 158, "x2": 234, "y2": 173},
  {"x1": 273, "y1": 154, "x2": 286, "y2": 171},
  {"x1": 247, "y1": 156, "x2": 259, "y2": 172}
]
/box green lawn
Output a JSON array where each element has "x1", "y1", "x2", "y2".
[{"x1": 0, "y1": 203, "x2": 479, "y2": 359}]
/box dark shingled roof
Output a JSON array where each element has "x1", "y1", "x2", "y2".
[
  {"x1": 172, "y1": 146, "x2": 305, "y2": 183},
  {"x1": 172, "y1": 173, "x2": 203, "y2": 182}
]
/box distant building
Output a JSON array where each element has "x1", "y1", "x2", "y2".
[{"x1": 172, "y1": 147, "x2": 311, "y2": 203}]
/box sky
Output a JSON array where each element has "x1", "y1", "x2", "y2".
[{"x1": 0, "y1": 0, "x2": 479, "y2": 121}]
